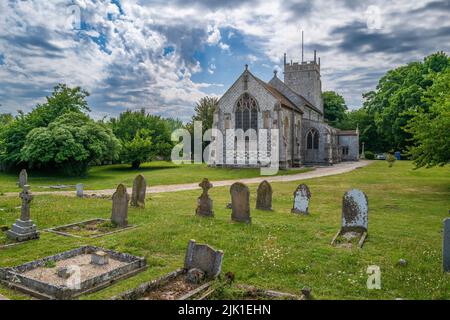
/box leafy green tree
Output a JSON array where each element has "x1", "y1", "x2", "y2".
[
  {"x1": 21, "y1": 112, "x2": 120, "y2": 176},
  {"x1": 323, "y1": 91, "x2": 347, "y2": 127},
  {"x1": 405, "y1": 68, "x2": 450, "y2": 168},
  {"x1": 121, "y1": 129, "x2": 154, "y2": 169}
]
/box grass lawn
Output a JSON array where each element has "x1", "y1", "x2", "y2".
[
  {"x1": 0, "y1": 160, "x2": 449, "y2": 299},
  {"x1": 0, "y1": 161, "x2": 312, "y2": 193}
]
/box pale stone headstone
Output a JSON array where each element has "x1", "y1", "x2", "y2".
[
  {"x1": 18, "y1": 169, "x2": 27, "y2": 188},
  {"x1": 91, "y1": 251, "x2": 109, "y2": 265},
  {"x1": 230, "y1": 182, "x2": 251, "y2": 223},
  {"x1": 111, "y1": 184, "x2": 129, "y2": 227},
  {"x1": 76, "y1": 183, "x2": 83, "y2": 198},
  {"x1": 196, "y1": 178, "x2": 214, "y2": 217},
  {"x1": 130, "y1": 174, "x2": 146, "y2": 208},
  {"x1": 6, "y1": 185, "x2": 40, "y2": 242},
  {"x1": 444, "y1": 218, "x2": 450, "y2": 272},
  {"x1": 184, "y1": 239, "x2": 224, "y2": 278},
  {"x1": 341, "y1": 189, "x2": 368, "y2": 232},
  {"x1": 256, "y1": 180, "x2": 272, "y2": 211},
  {"x1": 291, "y1": 184, "x2": 311, "y2": 214}
]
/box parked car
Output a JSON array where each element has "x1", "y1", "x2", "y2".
[{"x1": 375, "y1": 153, "x2": 386, "y2": 160}]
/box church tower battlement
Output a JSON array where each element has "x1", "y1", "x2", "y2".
[{"x1": 283, "y1": 50, "x2": 323, "y2": 114}]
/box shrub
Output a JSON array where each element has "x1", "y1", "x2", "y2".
[{"x1": 364, "y1": 151, "x2": 375, "y2": 160}]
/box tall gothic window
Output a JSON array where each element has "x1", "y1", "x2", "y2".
[
  {"x1": 235, "y1": 93, "x2": 258, "y2": 132},
  {"x1": 306, "y1": 128, "x2": 319, "y2": 150}
]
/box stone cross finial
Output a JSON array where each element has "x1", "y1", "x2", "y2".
[
  {"x1": 19, "y1": 185, "x2": 33, "y2": 221},
  {"x1": 199, "y1": 178, "x2": 212, "y2": 195},
  {"x1": 196, "y1": 178, "x2": 214, "y2": 217},
  {"x1": 245, "y1": 64, "x2": 248, "y2": 71},
  {"x1": 273, "y1": 70, "x2": 278, "y2": 77}
]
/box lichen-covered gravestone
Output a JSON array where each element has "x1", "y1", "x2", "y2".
[
  {"x1": 130, "y1": 174, "x2": 146, "y2": 208},
  {"x1": 331, "y1": 189, "x2": 368, "y2": 248},
  {"x1": 196, "y1": 178, "x2": 214, "y2": 217},
  {"x1": 184, "y1": 239, "x2": 224, "y2": 278},
  {"x1": 76, "y1": 183, "x2": 83, "y2": 198},
  {"x1": 6, "y1": 185, "x2": 40, "y2": 242},
  {"x1": 230, "y1": 182, "x2": 251, "y2": 223},
  {"x1": 291, "y1": 184, "x2": 311, "y2": 214},
  {"x1": 256, "y1": 180, "x2": 272, "y2": 211},
  {"x1": 17, "y1": 169, "x2": 27, "y2": 188},
  {"x1": 444, "y1": 218, "x2": 450, "y2": 272},
  {"x1": 111, "y1": 184, "x2": 129, "y2": 227}
]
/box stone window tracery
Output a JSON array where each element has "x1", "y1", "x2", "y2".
[{"x1": 235, "y1": 93, "x2": 258, "y2": 132}]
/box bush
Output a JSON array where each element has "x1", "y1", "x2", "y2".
[
  {"x1": 386, "y1": 153, "x2": 396, "y2": 167},
  {"x1": 364, "y1": 151, "x2": 375, "y2": 160}
]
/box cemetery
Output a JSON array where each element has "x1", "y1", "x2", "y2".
[{"x1": 0, "y1": 161, "x2": 449, "y2": 300}]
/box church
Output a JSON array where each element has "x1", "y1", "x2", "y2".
[{"x1": 210, "y1": 50, "x2": 359, "y2": 168}]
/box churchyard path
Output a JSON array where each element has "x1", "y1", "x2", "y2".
[{"x1": 3, "y1": 161, "x2": 371, "y2": 197}]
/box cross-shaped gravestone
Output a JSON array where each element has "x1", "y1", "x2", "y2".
[
  {"x1": 196, "y1": 178, "x2": 214, "y2": 217},
  {"x1": 19, "y1": 185, "x2": 33, "y2": 221},
  {"x1": 131, "y1": 174, "x2": 147, "y2": 208}
]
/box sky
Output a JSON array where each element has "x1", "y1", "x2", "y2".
[{"x1": 0, "y1": 0, "x2": 449, "y2": 122}]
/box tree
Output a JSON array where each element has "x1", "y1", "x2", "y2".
[
  {"x1": 405, "y1": 68, "x2": 450, "y2": 168},
  {"x1": 21, "y1": 112, "x2": 120, "y2": 176},
  {"x1": 323, "y1": 91, "x2": 348, "y2": 127},
  {"x1": 110, "y1": 108, "x2": 174, "y2": 168}
]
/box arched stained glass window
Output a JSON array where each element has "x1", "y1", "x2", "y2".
[
  {"x1": 235, "y1": 93, "x2": 258, "y2": 132},
  {"x1": 306, "y1": 128, "x2": 319, "y2": 150}
]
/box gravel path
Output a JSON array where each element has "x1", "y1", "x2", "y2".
[{"x1": 3, "y1": 161, "x2": 371, "y2": 197}]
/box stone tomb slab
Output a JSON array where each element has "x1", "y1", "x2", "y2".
[
  {"x1": 44, "y1": 218, "x2": 137, "y2": 239},
  {"x1": 0, "y1": 246, "x2": 147, "y2": 300}
]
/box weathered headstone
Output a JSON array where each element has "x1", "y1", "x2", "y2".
[
  {"x1": 18, "y1": 169, "x2": 27, "y2": 188},
  {"x1": 111, "y1": 184, "x2": 129, "y2": 227},
  {"x1": 196, "y1": 178, "x2": 214, "y2": 217},
  {"x1": 331, "y1": 189, "x2": 368, "y2": 248},
  {"x1": 76, "y1": 183, "x2": 83, "y2": 198},
  {"x1": 291, "y1": 184, "x2": 311, "y2": 214},
  {"x1": 130, "y1": 174, "x2": 146, "y2": 208},
  {"x1": 341, "y1": 189, "x2": 368, "y2": 232},
  {"x1": 184, "y1": 239, "x2": 224, "y2": 278},
  {"x1": 444, "y1": 218, "x2": 450, "y2": 272},
  {"x1": 6, "y1": 185, "x2": 40, "y2": 242},
  {"x1": 230, "y1": 182, "x2": 251, "y2": 223},
  {"x1": 91, "y1": 251, "x2": 109, "y2": 265},
  {"x1": 256, "y1": 180, "x2": 272, "y2": 211}
]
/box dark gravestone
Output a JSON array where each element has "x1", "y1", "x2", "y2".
[
  {"x1": 6, "y1": 185, "x2": 40, "y2": 241},
  {"x1": 291, "y1": 184, "x2": 311, "y2": 214},
  {"x1": 130, "y1": 174, "x2": 147, "y2": 208},
  {"x1": 256, "y1": 180, "x2": 272, "y2": 211},
  {"x1": 230, "y1": 182, "x2": 251, "y2": 223},
  {"x1": 184, "y1": 239, "x2": 224, "y2": 278},
  {"x1": 111, "y1": 184, "x2": 130, "y2": 227},
  {"x1": 196, "y1": 178, "x2": 214, "y2": 217},
  {"x1": 444, "y1": 218, "x2": 450, "y2": 272}
]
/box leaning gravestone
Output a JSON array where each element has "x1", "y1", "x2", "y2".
[
  {"x1": 6, "y1": 185, "x2": 40, "y2": 242},
  {"x1": 444, "y1": 218, "x2": 450, "y2": 272},
  {"x1": 291, "y1": 184, "x2": 311, "y2": 214},
  {"x1": 331, "y1": 189, "x2": 368, "y2": 248},
  {"x1": 130, "y1": 174, "x2": 146, "y2": 208},
  {"x1": 111, "y1": 184, "x2": 129, "y2": 227},
  {"x1": 17, "y1": 169, "x2": 27, "y2": 188},
  {"x1": 230, "y1": 182, "x2": 251, "y2": 223},
  {"x1": 196, "y1": 178, "x2": 214, "y2": 217},
  {"x1": 184, "y1": 239, "x2": 224, "y2": 278},
  {"x1": 76, "y1": 183, "x2": 84, "y2": 198},
  {"x1": 256, "y1": 180, "x2": 272, "y2": 211}
]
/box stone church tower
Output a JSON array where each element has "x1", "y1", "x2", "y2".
[{"x1": 283, "y1": 51, "x2": 323, "y2": 115}]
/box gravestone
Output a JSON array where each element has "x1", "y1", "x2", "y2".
[
  {"x1": 18, "y1": 169, "x2": 27, "y2": 188},
  {"x1": 230, "y1": 182, "x2": 251, "y2": 223},
  {"x1": 444, "y1": 218, "x2": 450, "y2": 272},
  {"x1": 341, "y1": 189, "x2": 368, "y2": 233},
  {"x1": 196, "y1": 178, "x2": 214, "y2": 217},
  {"x1": 331, "y1": 189, "x2": 368, "y2": 248},
  {"x1": 111, "y1": 184, "x2": 129, "y2": 227},
  {"x1": 256, "y1": 180, "x2": 272, "y2": 211},
  {"x1": 76, "y1": 183, "x2": 83, "y2": 198},
  {"x1": 6, "y1": 185, "x2": 40, "y2": 241},
  {"x1": 130, "y1": 174, "x2": 146, "y2": 208},
  {"x1": 184, "y1": 239, "x2": 224, "y2": 278},
  {"x1": 291, "y1": 184, "x2": 311, "y2": 214}
]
